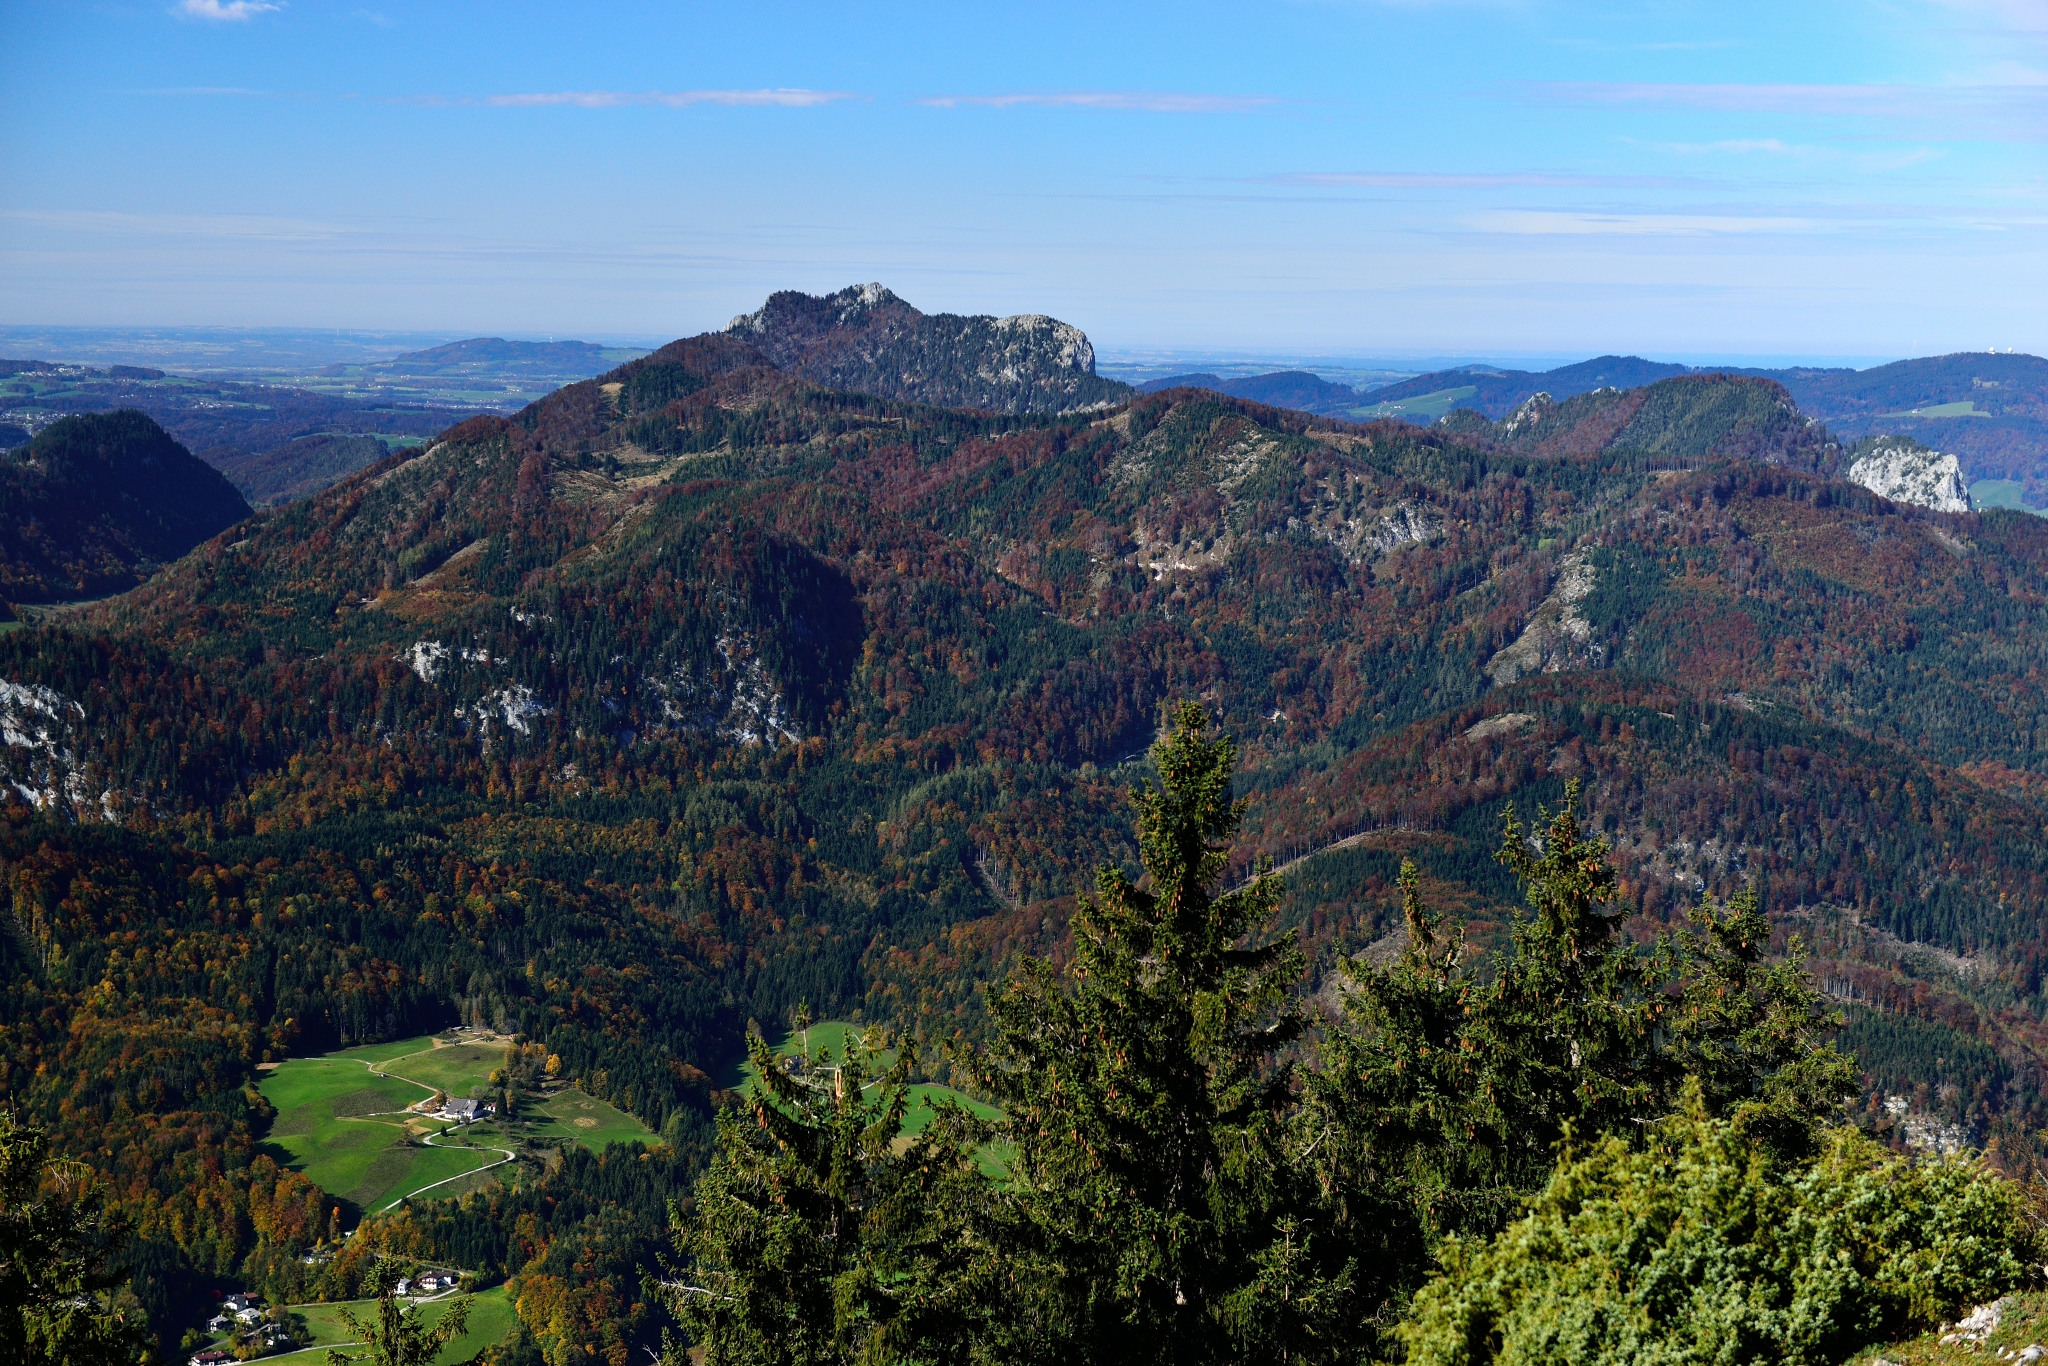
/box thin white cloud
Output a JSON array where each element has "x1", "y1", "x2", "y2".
[
  {"x1": 1271, "y1": 170, "x2": 1681, "y2": 188},
  {"x1": 486, "y1": 89, "x2": 852, "y2": 109},
  {"x1": 176, "y1": 0, "x2": 281, "y2": 20},
  {"x1": 1632, "y1": 138, "x2": 1810, "y2": 156},
  {"x1": 1528, "y1": 79, "x2": 2048, "y2": 143},
  {"x1": 922, "y1": 91, "x2": 1277, "y2": 113},
  {"x1": 1536, "y1": 81, "x2": 1918, "y2": 113},
  {"x1": 1468, "y1": 210, "x2": 1825, "y2": 236},
  {"x1": 1532, "y1": 79, "x2": 2044, "y2": 115}
]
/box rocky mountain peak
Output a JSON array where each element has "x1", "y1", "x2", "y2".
[
  {"x1": 1502, "y1": 392, "x2": 1556, "y2": 438},
  {"x1": 716, "y1": 284, "x2": 1131, "y2": 415}
]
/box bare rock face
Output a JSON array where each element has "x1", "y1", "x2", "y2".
[
  {"x1": 1486, "y1": 550, "x2": 1605, "y2": 685},
  {"x1": 722, "y1": 283, "x2": 1132, "y2": 415},
  {"x1": 1846, "y1": 437, "x2": 1971, "y2": 513},
  {"x1": 1500, "y1": 392, "x2": 1556, "y2": 439}
]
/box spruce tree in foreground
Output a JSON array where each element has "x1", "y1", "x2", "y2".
[
  {"x1": 1309, "y1": 780, "x2": 1859, "y2": 1350},
  {"x1": 0, "y1": 1111, "x2": 151, "y2": 1366},
  {"x1": 328, "y1": 1261, "x2": 472, "y2": 1366},
  {"x1": 982, "y1": 701, "x2": 1351, "y2": 1365},
  {"x1": 661, "y1": 1012, "x2": 995, "y2": 1366}
]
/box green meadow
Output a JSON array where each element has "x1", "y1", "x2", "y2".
[
  {"x1": 258, "y1": 1285, "x2": 517, "y2": 1365},
  {"x1": 526, "y1": 1089, "x2": 653, "y2": 1148},
  {"x1": 261, "y1": 1033, "x2": 656, "y2": 1216},
  {"x1": 1877, "y1": 399, "x2": 1991, "y2": 419},
  {"x1": 379, "y1": 1043, "x2": 506, "y2": 1095},
  {"x1": 1971, "y1": 479, "x2": 2046, "y2": 514},
  {"x1": 1349, "y1": 384, "x2": 1478, "y2": 422}
]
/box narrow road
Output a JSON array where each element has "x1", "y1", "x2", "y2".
[
  {"x1": 311, "y1": 1044, "x2": 516, "y2": 1211},
  {"x1": 1224, "y1": 827, "x2": 1384, "y2": 893},
  {"x1": 380, "y1": 1128, "x2": 516, "y2": 1212}
]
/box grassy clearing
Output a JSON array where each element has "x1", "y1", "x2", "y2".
[
  {"x1": 263, "y1": 1034, "x2": 653, "y2": 1216},
  {"x1": 332, "y1": 1035, "x2": 440, "y2": 1066},
  {"x1": 261, "y1": 1041, "x2": 497, "y2": 1212},
  {"x1": 1972, "y1": 479, "x2": 2046, "y2": 514},
  {"x1": 902, "y1": 1083, "x2": 1001, "y2": 1136},
  {"x1": 1350, "y1": 385, "x2": 1478, "y2": 422},
  {"x1": 741, "y1": 1021, "x2": 1006, "y2": 1171},
  {"x1": 382, "y1": 1043, "x2": 506, "y2": 1095},
  {"x1": 527, "y1": 1090, "x2": 653, "y2": 1149},
  {"x1": 264, "y1": 1285, "x2": 517, "y2": 1365},
  {"x1": 1878, "y1": 400, "x2": 1991, "y2": 419}
]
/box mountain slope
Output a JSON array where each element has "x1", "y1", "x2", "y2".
[
  {"x1": 722, "y1": 283, "x2": 1132, "y2": 414},
  {"x1": 2, "y1": 359, "x2": 475, "y2": 506},
  {"x1": 1753, "y1": 353, "x2": 2048, "y2": 504},
  {"x1": 9, "y1": 308, "x2": 2048, "y2": 1351},
  {"x1": 1370, "y1": 350, "x2": 2048, "y2": 504},
  {"x1": 1476, "y1": 374, "x2": 1839, "y2": 470},
  {"x1": 1368, "y1": 355, "x2": 1694, "y2": 417},
  {"x1": 0, "y1": 410, "x2": 251, "y2": 603}
]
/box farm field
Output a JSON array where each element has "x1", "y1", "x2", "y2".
[
  {"x1": 1349, "y1": 384, "x2": 1478, "y2": 422},
  {"x1": 1971, "y1": 479, "x2": 2045, "y2": 513},
  {"x1": 525, "y1": 1089, "x2": 653, "y2": 1148},
  {"x1": 379, "y1": 1042, "x2": 506, "y2": 1094},
  {"x1": 255, "y1": 1285, "x2": 516, "y2": 1365},
  {"x1": 261, "y1": 1031, "x2": 656, "y2": 1217},
  {"x1": 1877, "y1": 399, "x2": 1991, "y2": 418}
]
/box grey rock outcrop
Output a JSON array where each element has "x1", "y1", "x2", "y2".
[
  {"x1": 723, "y1": 284, "x2": 1132, "y2": 415},
  {"x1": 1846, "y1": 437, "x2": 1971, "y2": 513}
]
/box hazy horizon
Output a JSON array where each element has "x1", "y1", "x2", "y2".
[{"x1": 0, "y1": 320, "x2": 1960, "y2": 381}]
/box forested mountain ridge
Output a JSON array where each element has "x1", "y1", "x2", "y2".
[
  {"x1": 1367, "y1": 353, "x2": 1695, "y2": 415},
  {"x1": 1446, "y1": 372, "x2": 1840, "y2": 472},
  {"x1": 0, "y1": 411, "x2": 251, "y2": 605},
  {"x1": 1369, "y1": 349, "x2": 2048, "y2": 502},
  {"x1": 10, "y1": 320, "x2": 2048, "y2": 1355},
  {"x1": 722, "y1": 282, "x2": 1134, "y2": 414},
  {"x1": 1, "y1": 359, "x2": 476, "y2": 507},
  {"x1": 1137, "y1": 369, "x2": 1365, "y2": 415}
]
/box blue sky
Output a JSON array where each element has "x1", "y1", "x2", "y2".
[{"x1": 3, "y1": 0, "x2": 2043, "y2": 360}]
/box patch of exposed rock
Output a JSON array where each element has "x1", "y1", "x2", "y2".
[
  {"x1": 1846, "y1": 437, "x2": 1971, "y2": 513},
  {"x1": 721, "y1": 283, "x2": 1132, "y2": 415},
  {"x1": 1486, "y1": 551, "x2": 1604, "y2": 685},
  {"x1": 1465, "y1": 712, "x2": 1537, "y2": 741}
]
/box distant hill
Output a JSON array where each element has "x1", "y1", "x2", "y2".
[
  {"x1": 1346, "y1": 350, "x2": 2048, "y2": 504},
  {"x1": 325, "y1": 337, "x2": 648, "y2": 385},
  {"x1": 723, "y1": 283, "x2": 1132, "y2": 414},
  {"x1": 1744, "y1": 353, "x2": 2048, "y2": 504},
  {"x1": 1139, "y1": 372, "x2": 1227, "y2": 394},
  {"x1": 1479, "y1": 374, "x2": 1836, "y2": 471},
  {"x1": 1, "y1": 359, "x2": 474, "y2": 508},
  {"x1": 0, "y1": 410, "x2": 250, "y2": 603},
  {"x1": 1363, "y1": 355, "x2": 1694, "y2": 420},
  {"x1": 1140, "y1": 370, "x2": 1362, "y2": 415}
]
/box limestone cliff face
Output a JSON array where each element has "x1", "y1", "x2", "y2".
[
  {"x1": 1486, "y1": 550, "x2": 1604, "y2": 685},
  {"x1": 723, "y1": 283, "x2": 1132, "y2": 415},
  {"x1": 1846, "y1": 438, "x2": 1971, "y2": 513}
]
